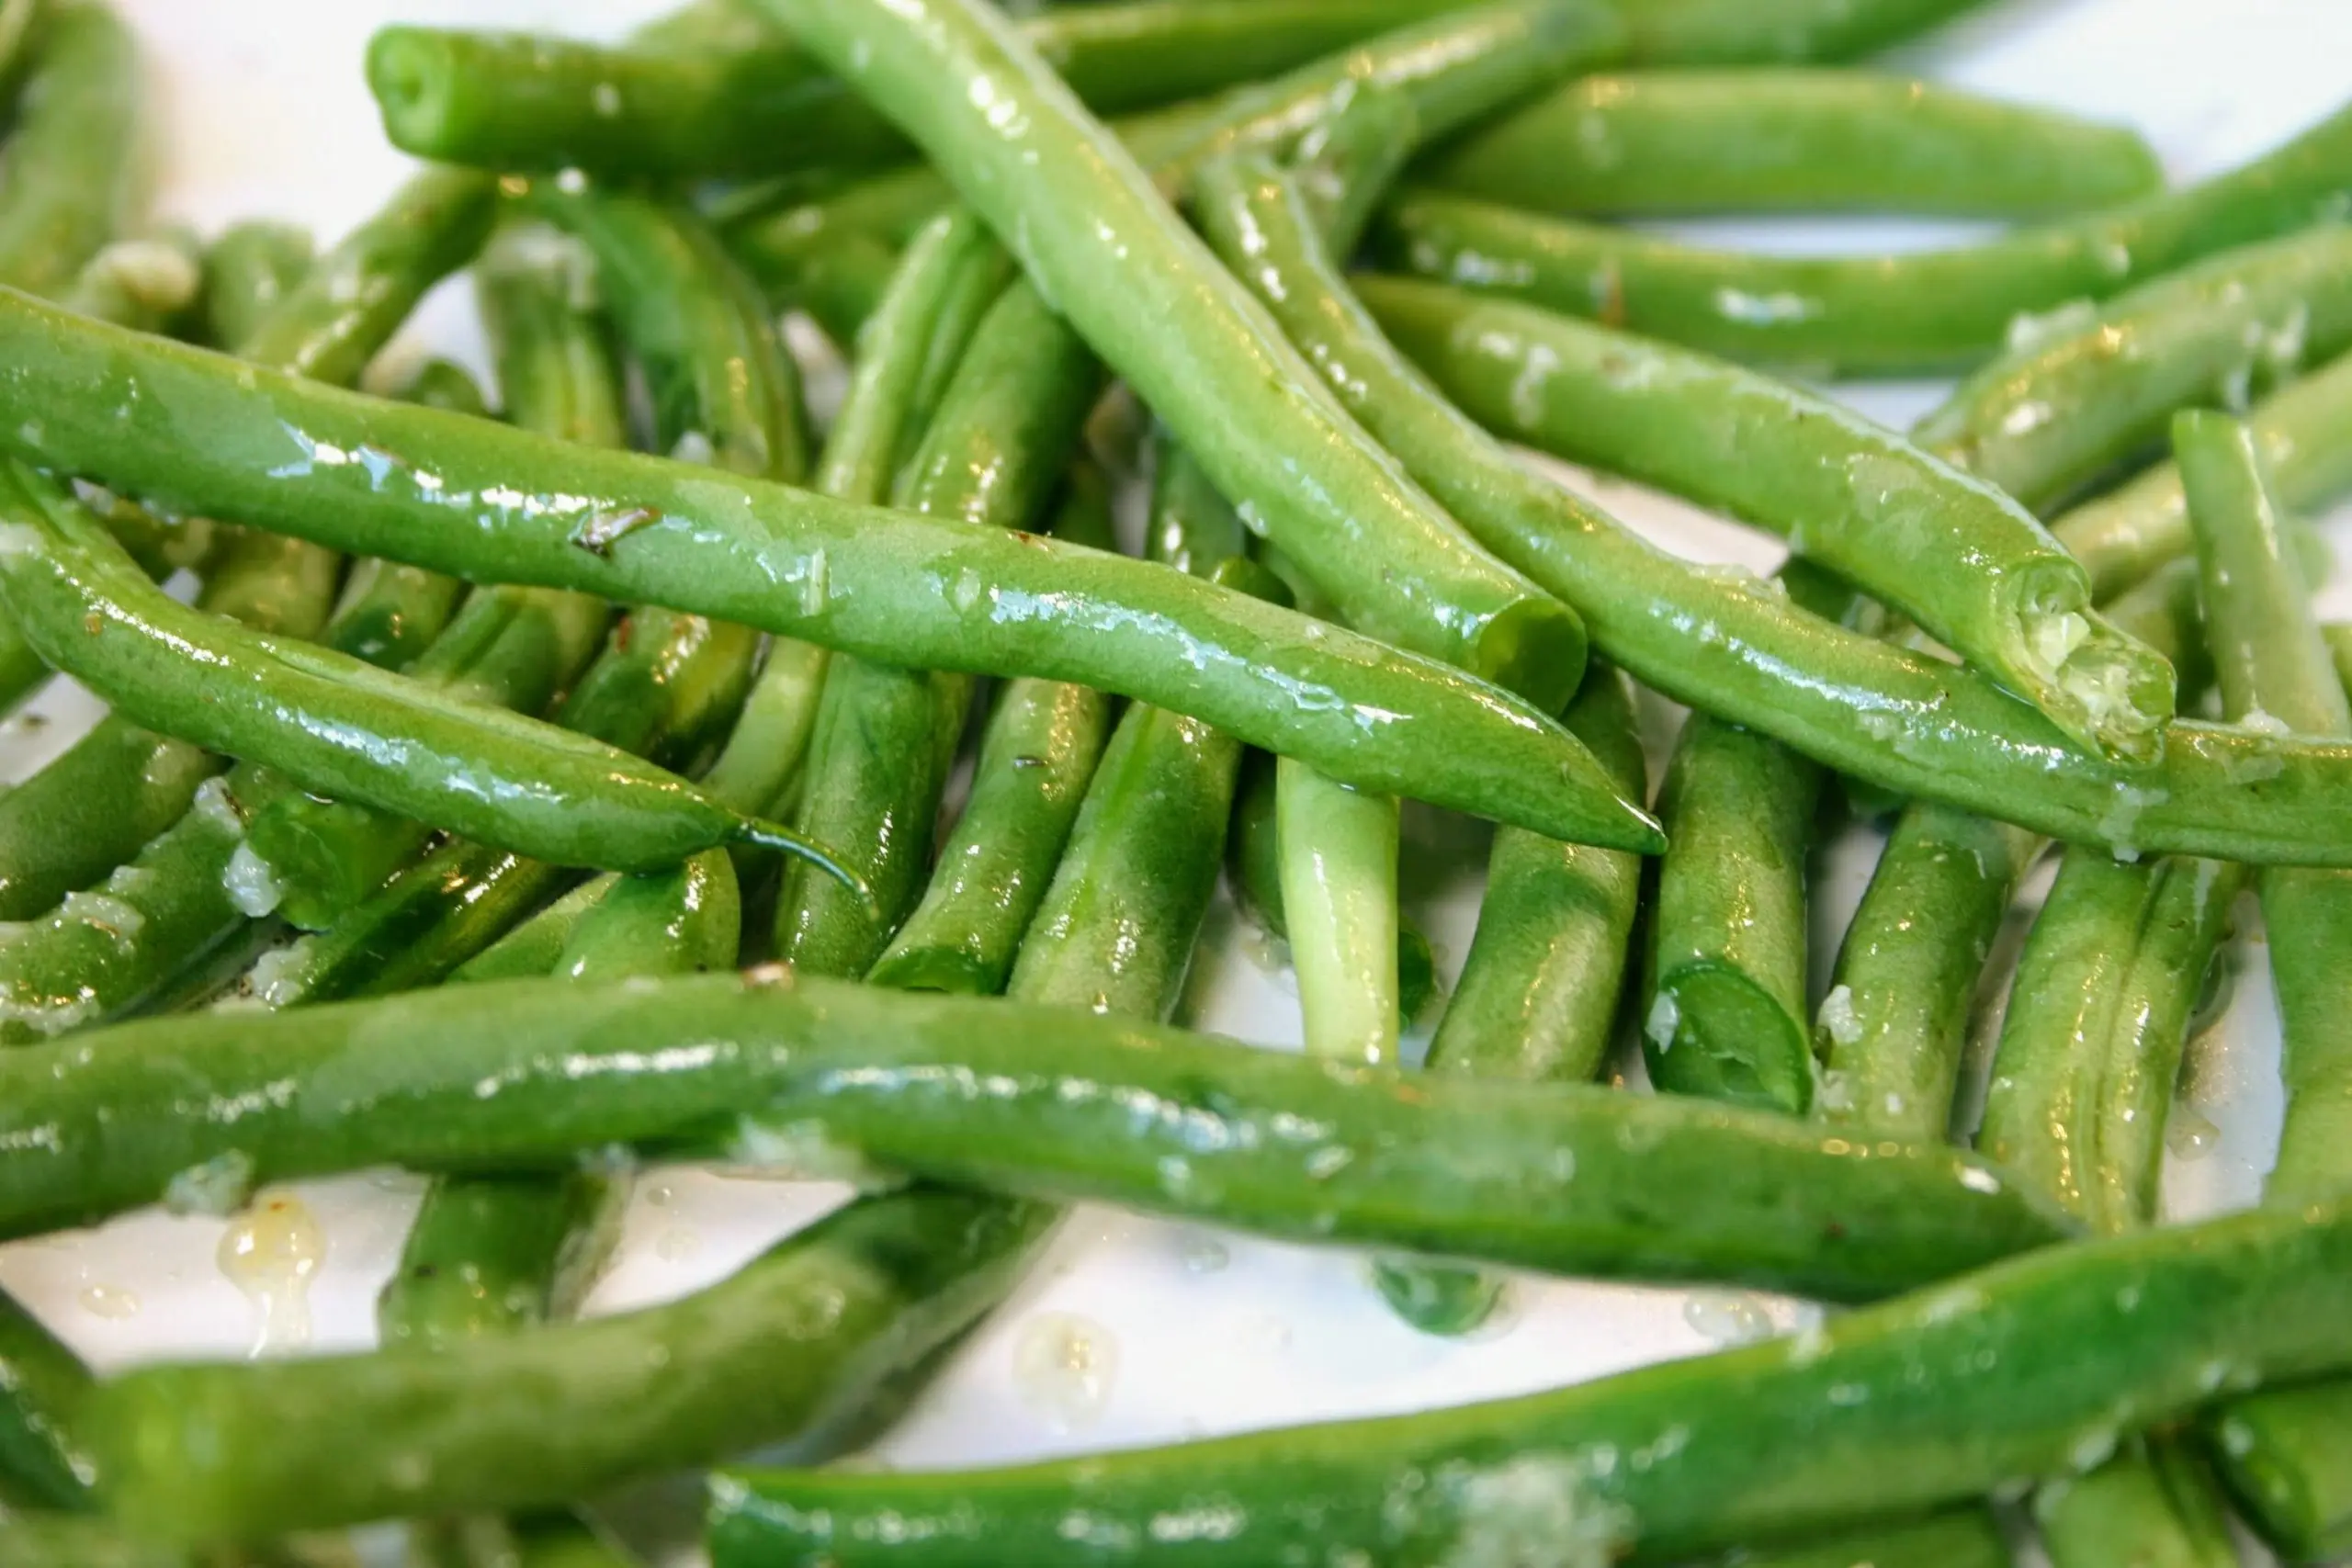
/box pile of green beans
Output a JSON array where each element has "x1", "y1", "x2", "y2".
[{"x1": 0, "y1": 0, "x2": 2346, "y2": 1563}]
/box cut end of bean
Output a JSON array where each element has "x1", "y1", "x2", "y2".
[
  {"x1": 1467, "y1": 591, "x2": 1589, "y2": 717},
  {"x1": 364, "y1": 29, "x2": 456, "y2": 155},
  {"x1": 1645, "y1": 967, "x2": 1815, "y2": 1115},
  {"x1": 2012, "y1": 568, "x2": 2177, "y2": 764},
  {"x1": 730, "y1": 818, "x2": 877, "y2": 919},
  {"x1": 865, "y1": 944, "x2": 996, "y2": 997}
]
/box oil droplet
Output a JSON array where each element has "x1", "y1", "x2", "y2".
[
  {"x1": 78, "y1": 1283, "x2": 140, "y2": 1320},
  {"x1": 1011, "y1": 1311, "x2": 1118, "y2": 1432},
  {"x1": 218, "y1": 1189, "x2": 324, "y2": 1357},
  {"x1": 1682, "y1": 1291, "x2": 1774, "y2": 1346},
  {"x1": 645, "y1": 1180, "x2": 676, "y2": 1208},
  {"x1": 655, "y1": 1226, "x2": 702, "y2": 1262},
  {"x1": 2165, "y1": 1105, "x2": 2221, "y2": 1162}
]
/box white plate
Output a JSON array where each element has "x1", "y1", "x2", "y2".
[{"x1": 6, "y1": 3, "x2": 2350, "y2": 1562}]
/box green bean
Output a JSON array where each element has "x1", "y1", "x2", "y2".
[
  {"x1": 0, "y1": 288, "x2": 1657, "y2": 852},
  {"x1": 774, "y1": 273, "x2": 1100, "y2": 977},
  {"x1": 0, "y1": 0, "x2": 42, "y2": 116},
  {"x1": 2102, "y1": 557, "x2": 2211, "y2": 698},
  {"x1": 1690, "y1": 1510, "x2": 2011, "y2": 1568},
  {"x1": 898, "y1": 246, "x2": 1017, "y2": 462},
  {"x1": 1277, "y1": 757, "x2": 1402, "y2": 1066},
  {"x1": 59, "y1": 230, "x2": 204, "y2": 333},
  {"x1": 711, "y1": 1192, "x2": 2352, "y2": 1566},
  {"x1": 88, "y1": 1189, "x2": 1057, "y2": 1543},
  {"x1": 2036, "y1": 1437, "x2": 2238, "y2": 1568},
  {"x1": 0, "y1": 3, "x2": 137, "y2": 297},
  {"x1": 0, "y1": 467, "x2": 840, "y2": 879},
  {"x1": 867, "y1": 475, "x2": 1117, "y2": 995},
  {"x1": 447, "y1": 875, "x2": 609, "y2": 987},
  {"x1": 1815, "y1": 807, "x2": 2039, "y2": 1140},
  {"x1": 1620, "y1": 0, "x2": 1987, "y2": 63},
  {"x1": 0, "y1": 1285, "x2": 92, "y2": 1511},
  {"x1": 1430, "y1": 662, "x2": 1646, "y2": 1085},
  {"x1": 390, "y1": 355, "x2": 493, "y2": 421},
  {"x1": 1424, "y1": 69, "x2": 2162, "y2": 219},
  {"x1": 368, "y1": 0, "x2": 1468, "y2": 183},
  {"x1": 767, "y1": 0, "x2": 1595, "y2": 710},
  {"x1": 193, "y1": 220, "x2": 313, "y2": 355},
  {"x1": 1351, "y1": 276, "x2": 2352, "y2": 865},
  {"x1": 1373, "y1": 99, "x2": 2352, "y2": 377},
  {"x1": 1643, "y1": 714, "x2": 1821, "y2": 1115},
  {"x1": 1916, "y1": 227, "x2": 2352, "y2": 513},
  {"x1": 0, "y1": 970, "x2": 2073, "y2": 1291}
]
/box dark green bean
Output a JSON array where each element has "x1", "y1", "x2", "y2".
[
  {"x1": 2054, "y1": 346, "x2": 2352, "y2": 601},
  {"x1": 60, "y1": 231, "x2": 204, "y2": 333},
  {"x1": 867, "y1": 473, "x2": 1117, "y2": 995},
  {"x1": 89, "y1": 1190, "x2": 1057, "y2": 1542},
  {"x1": 1916, "y1": 227, "x2": 2352, "y2": 513},
  {"x1": 1372, "y1": 99, "x2": 2352, "y2": 376},
  {"x1": 766, "y1": 0, "x2": 1595, "y2": 710},
  {"x1": 0, "y1": 288, "x2": 1658, "y2": 851},
  {"x1": 0, "y1": 2, "x2": 137, "y2": 297},
  {"x1": 1815, "y1": 807, "x2": 2038, "y2": 1141},
  {"x1": 0, "y1": 972, "x2": 2074, "y2": 1293},
  {"x1": 709, "y1": 1192, "x2": 2352, "y2": 1567},
  {"x1": 1351, "y1": 276, "x2": 2352, "y2": 866},
  {"x1": 194, "y1": 220, "x2": 313, "y2": 355},
  {"x1": 0, "y1": 1285, "x2": 92, "y2": 1512},
  {"x1": 368, "y1": 0, "x2": 1469, "y2": 183},
  {"x1": 1424, "y1": 69, "x2": 2162, "y2": 219}
]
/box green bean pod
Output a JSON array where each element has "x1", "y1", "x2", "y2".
[
  {"x1": 2053, "y1": 346, "x2": 2352, "y2": 601},
  {"x1": 1350, "y1": 276, "x2": 2352, "y2": 866},
  {"x1": 0, "y1": 288, "x2": 1658, "y2": 853},
  {"x1": 89, "y1": 1189, "x2": 1057, "y2": 1543},
  {"x1": 194, "y1": 220, "x2": 313, "y2": 355},
  {"x1": 0, "y1": 2, "x2": 138, "y2": 297},
  {"x1": 2036, "y1": 1437, "x2": 2239, "y2": 1568},
  {"x1": 867, "y1": 475, "x2": 1117, "y2": 995},
  {"x1": 368, "y1": 0, "x2": 1476, "y2": 183},
  {"x1": 1424, "y1": 69, "x2": 2162, "y2": 219},
  {"x1": 1916, "y1": 226, "x2": 2352, "y2": 513},
  {"x1": 388, "y1": 355, "x2": 493, "y2": 421},
  {"x1": 1642, "y1": 714, "x2": 1820, "y2": 1115},
  {"x1": 1430, "y1": 661, "x2": 1646, "y2": 1085},
  {"x1": 1816, "y1": 805, "x2": 2039, "y2": 1140},
  {"x1": 447, "y1": 874, "x2": 610, "y2": 988},
  {"x1": 60, "y1": 231, "x2": 204, "y2": 333},
  {"x1": 0, "y1": 971, "x2": 2072, "y2": 1292},
  {"x1": 775, "y1": 275, "x2": 1100, "y2": 978},
  {"x1": 0, "y1": 467, "x2": 842, "y2": 880},
  {"x1": 1276, "y1": 756, "x2": 1405, "y2": 1069},
  {"x1": 0, "y1": 1285, "x2": 93, "y2": 1512},
  {"x1": 712, "y1": 1192, "x2": 2352, "y2": 1566},
  {"x1": 1372, "y1": 100, "x2": 2352, "y2": 376},
  {"x1": 1690, "y1": 1510, "x2": 2010, "y2": 1568},
  {"x1": 768, "y1": 0, "x2": 1594, "y2": 711},
  {"x1": 1272, "y1": 201, "x2": 2176, "y2": 761},
  {"x1": 1621, "y1": 0, "x2": 1987, "y2": 63},
  {"x1": 377, "y1": 1170, "x2": 623, "y2": 1353}
]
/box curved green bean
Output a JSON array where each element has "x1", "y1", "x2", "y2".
[
  {"x1": 0, "y1": 1285, "x2": 92, "y2": 1512},
  {"x1": 91, "y1": 1190, "x2": 1056, "y2": 1543},
  {"x1": 2054, "y1": 344, "x2": 2352, "y2": 602},
  {"x1": 0, "y1": 970, "x2": 2073, "y2": 1293},
  {"x1": 709, "y1": 1192, "x2": 2352, "y2": 1567},
  {"x1": 1351, "y1": 276, "x2": 2352, "y2": 865},
  {"x1": 1816, "y1": 806, "x2": 2039, "y2": 1140},
  {"x1": 768, "y1": 0, "x2": 1593, "y2": 711},
  {"x1": 1917, "y1": 226, "x2": 2352, "y2": 513},
  {"x1": 1372, "y1": 99, "x2": 2352, "y2": 376},
  {"x1": 194, "y1": 220, "x2": 313, "y2": 355},
  {"x1": 1424, "y1": 69, "x2": 2162, "y2": 219},
  {"x1": 0, "y1": 288, "x2": 1658, "y2": 852},
  {"x1": 0, "y1": 2, "x2": 138, "y2": 297},
  {"x1": 868, "y1": 473, "x2": 1117, "y2": 995},
  {"x1": 368, "y1": 0, "x2": 1470, "y2": 183}
]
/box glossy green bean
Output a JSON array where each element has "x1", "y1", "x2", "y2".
[
  {"x1": 1620, "y1": 0, "x2": 1986, "y2": 63},
  {"x1": 2054, "y1": 346, "x2": 2352, "y2": 602},
  {"x1": 0, "y1": 971, "x2": 2072, "y2": 1292},
  {"x1": 194, "y1": 220, "x2": 313, "y2": 354},
  {"x1": 89, "y1": 1189, "x2": 1057, "y2": 1542},
  {"x1": 1277, "y1": 756, "x2": 1402, "y2": 1066},
  {"x1": 1351, "y1": 276, "x2": 2352, "y2": 866},
  {"x1": 60, "y1": 231, "x2": 204, "y2": 333},
  {"x1": 0, "y1": 468, "x2": 837, "y2": 879},
  {"x1": 711, "y1": 1193, "x2": 2352, "y2": 1567},
  {"x1": 1917, "y1": 227, "x2": 2352, "y2": 513},
  {"x1": 1373, "y1": 99, "x2": 2352, "y2": 376},
  {"x1": 766, "y1": 0, "x2": 1594, "y2": 710},
  {"x1": 774, "y1": 274, "x2": 1100, "y2": 977},
  {"x1": 368, "y1": 0, "x2": 1471, "y2": 183},
  {"x1": 1815, "y1": 806, "x2": 2038, "y2": 1140},
  {"x1": 0, "y1": 3, "x2": 137, "y2": 297},
  {"x1": 1424, "y1": 69, "x2": 2162, "y2": 219},
  {"x1": 1644, "y1": 714, "x2": 1820, "y2": 1115},
  {"x1": 1282, "y1": 199, "x2": 2175, "y2": 760},
  {"x1": 0, "y1": 1285, "x2": 91, "y2": 1512},
  {"x1": 2036, "y1": 1437, "x2": 2238, "y2": 1568},
  {"x1": 867, "y1": 477, "x2": 1117, "y2": 995},
  {"x1": 447, "y1": 874, "x2": 608, "y2": 987},
  {"x1": 378, "y1": 1169, "x2": 623, "y2": 1352},
  {"x1": 0, "y1": 288, "x2": 1657, "y2": 851}
]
